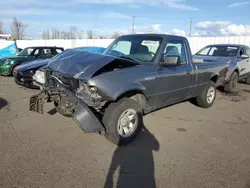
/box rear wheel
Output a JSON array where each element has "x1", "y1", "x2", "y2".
[
  {"x1": 196, "y1": 81, "x2": 216, "y2": 108},
  {"x1": 103, "y1": 98, "x2": 143, "y2": 145},
  {"x1": 224, "y1": 72, "x2": 239, "y2": 93}
]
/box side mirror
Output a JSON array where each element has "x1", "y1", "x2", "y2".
[
  {"x1": 161, "y1": 55, "x2": 179, "y2": 67},
  {"x1": 240, "y1": 54, "x2": 249, "y2": 59},
  {"x1": 193, "y1": 58, "x2": 204, "y2": 63}
]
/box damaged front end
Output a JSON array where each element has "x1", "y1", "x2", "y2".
[
  {"x1": 29, "y1": 70, "x2": 105, "y2": 134},
  {"x1": 29, "y1": 51, "x2": 140, "y2": 134}
]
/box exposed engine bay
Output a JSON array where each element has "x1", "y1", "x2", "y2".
[
  {"x1": 36, "y1": 69, "x2": 107, "y2": 116},
  {"x1": 32, "y1": 55, "x2": 140, "y2": 115}
]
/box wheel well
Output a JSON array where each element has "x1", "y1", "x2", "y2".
[
  {"x1": 117, "y1": 90, "x2": 148, "y2": 112},
  {"x1": 234, "y1": 69, "x2": 239, "y2": 75},
  {"x1": 11, "y1": 63, "x2": 22, "y2": 73},
  {"x1": 210, "y1": 75, "x2": 218, "y2": 83}
]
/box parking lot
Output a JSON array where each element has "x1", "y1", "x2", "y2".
[{"x1": 0, "y1": 76, "x2": 250, "y2": 188}]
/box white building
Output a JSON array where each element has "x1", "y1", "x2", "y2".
[{"x1": 0, "y1": 34, "x2": 12, "y2": 40}]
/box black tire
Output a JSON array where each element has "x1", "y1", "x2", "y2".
[
  {"x1": 103, "y1": 98, "x2": 143, "y2": 146},
  {"x1": 245, "y1": 77, "x2": 250, "y2": 85},
  {"x1": 224, "y1": 72, "x2": 239, "y2": 93},
  {"x1": 196, "y1": 81, "x2": 216, "y2": 108},
  {"x1": 11, "y1": 64, "x2": 21, "y2": 76}
]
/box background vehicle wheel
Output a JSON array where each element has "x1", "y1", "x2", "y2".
[
  {"x1": 103, "y1": 98, "x2": 143, "y2": 146},
  {"x1": 196, "y1": 81, "x2": 216, "y2": 108},
  {"x1": 245, "y1": 77, "x2": 250, "y2": 85},
  {"x1": 224, "y1": 72, "x2": 239, "y2": 93},
  {"x1": 11, "y1": 65, "x2": 19, "y2": 76}
]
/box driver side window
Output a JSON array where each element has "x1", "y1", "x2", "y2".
[
  {"x1": 111, "y1": 41, "x2": 131, "y2": 55},
  {"x1": 163, "y1": 39, "x2": 187, "y2": 65}
]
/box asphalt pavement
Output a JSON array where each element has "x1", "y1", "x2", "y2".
[{"x1": 0, "y1": 76, "x2": 250, "y2": 188}]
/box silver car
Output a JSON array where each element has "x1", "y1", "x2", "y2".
[{"x1": 194, "y1": 44, "x2": 250, "y2": 93}]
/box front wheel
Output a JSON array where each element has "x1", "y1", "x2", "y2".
[
  {"x1": 196, "y1": 81, "x2": 216, "y2": 108},
  {"x1": 11, "y1": 63, "x2": 22, "y2": 76},
  {"x1": 103, "y1": 98, "x2": 143, "y2": 146}
]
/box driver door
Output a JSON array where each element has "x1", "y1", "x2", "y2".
[{"x1": 155, "y1": 38, "x2": 195, "y2": 107}]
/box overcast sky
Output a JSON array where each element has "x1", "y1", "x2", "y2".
[{"x1": 0, "y1": 0, "x2": 250, "y2": 39}]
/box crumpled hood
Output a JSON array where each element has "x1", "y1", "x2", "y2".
[
  {"x1": 15, "y1": 58, "x2": 51, "y2": 72},
  {"x1": 48, "y1": 50, "x2": 138, "y2": 81}
]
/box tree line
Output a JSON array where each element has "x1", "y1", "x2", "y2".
[
  {"x1": 40, "y1": 27, "x2": 94, "y2": 39},
  {"x1": 40, "y1": 28, "x2": 120, "y2": 39},
  {"x1": 0, "y1": 18, "x2": 121, "y2": 40},
  {"x1": 0, "y1": 17, "x2": 27, "y2": 40}
]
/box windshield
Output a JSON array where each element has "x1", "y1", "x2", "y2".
[
  {"x1": 196, "y1": 46, "x2": 239, "y2": 57},
  {"x1": 103, "y1": 35, "x2": 163, "y2": 63},
  {"x1": 17, "y1": 47, "x2": 38, "y2": 56}
]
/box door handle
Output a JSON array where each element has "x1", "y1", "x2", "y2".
[{"x1": 186, "y1": 70, "x2": 192, "y2": 75}]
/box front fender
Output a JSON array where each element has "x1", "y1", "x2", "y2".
[
  {"x1": 92, "y1": 81, "x2": 147, "y2": 101},
  {"x1": 115, "y1": 82, "x2": 147, "y2": 100}
]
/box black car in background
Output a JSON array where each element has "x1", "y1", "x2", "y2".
[
  {"x1": 14, "y1": 58, "x2": 52, "y2": 88},
  {"x1": 13, "y1": 46, "x2": 106, "y2": 89}
]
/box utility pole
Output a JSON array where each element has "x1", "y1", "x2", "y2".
[
  {"x1": 93, "y1": 16, "x2": 97, "y2": 44},
  {"x1": 132, "y1": 16, "x2": 135, "y2": 34},
  {"x1": 94, "y1": 16, "x2": 97, "y2": 39},
  {"x1": 189, "y1": 18, "x2": 192, "y2": 37}
]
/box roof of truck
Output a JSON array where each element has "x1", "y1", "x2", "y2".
[{"x1": 120, "y1": 33, "x2": 187, "y2": 40}]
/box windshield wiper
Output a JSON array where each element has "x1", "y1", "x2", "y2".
[{"x1": 118, "y1": 56, "x2": 142, "y2": 64}]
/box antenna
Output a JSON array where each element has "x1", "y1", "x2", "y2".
[
  {"x1": 189, "y1": 18, "x2": 192, "y2": 37},
  {"x1": 132, "y1": 16, "x2": 135, "y2": 34}
]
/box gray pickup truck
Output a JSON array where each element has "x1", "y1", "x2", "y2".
[{"x1": 29, "y1": 34, "x2": 229, "y2": 145}]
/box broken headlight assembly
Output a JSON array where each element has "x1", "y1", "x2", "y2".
[
  {"x1": 33, "y1": 70, "x2": 45, "y2": 84},
  {"x1": 76, "y1": 81, "x2": 102, "y2": 100}
]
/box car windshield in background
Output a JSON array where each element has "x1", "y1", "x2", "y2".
[
  {"x1": 17, "y1": 47, "x2": 37, "y2": 56},
  {"x1": 196, "y1": 46, "x2": 239, "y2": 57},
  {"x1": 103, "y1": 35, "x2": 163, "y2": 63}
]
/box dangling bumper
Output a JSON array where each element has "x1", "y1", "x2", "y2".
[{"x1": 29, "y1": 88, "x2": 105, "y2": 133}]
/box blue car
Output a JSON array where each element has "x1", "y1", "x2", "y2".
[
  {"x1": 73, "y1": 46, "x2": 106, "y2": 54},
  {"x1": 13, "y1": 46, "x2": 106, "y2": 88}
]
